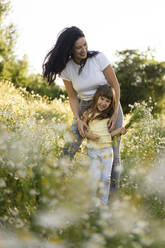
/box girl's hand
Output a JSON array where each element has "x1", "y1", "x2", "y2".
[
  {"x1": 120, "y1": 127, "x2": 127, "y2": 135},
  {"x1": 77, "y1": 119, "x2": 89, "y2": 138},
  {"x1": 89, "y1": 133, "x2": 100, "y2": 142},
  {"x1": 108, "y1": 113, "x2": 117, "y2": 132}
]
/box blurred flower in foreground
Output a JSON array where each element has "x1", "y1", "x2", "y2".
[
  {"x1": 36, "y1": 207, "x2": 80, "y2": 229},
  {"x1": 145, "y1": 157, "x2": 165, "y2": 197},
  {"x1": 0, "y1": 230, "x2": 64, "y2": 248}
]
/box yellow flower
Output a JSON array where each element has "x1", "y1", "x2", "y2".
[{"x1": 17, "y1": 192, "x2": 22, "y2": 199}]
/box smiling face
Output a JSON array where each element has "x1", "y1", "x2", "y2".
[
  {"x1": 72, "y1": 37, "x2": 88, "y2": 64},
  {"x1": 96, "y1": 96, "x2": 111, "y2": 112}
]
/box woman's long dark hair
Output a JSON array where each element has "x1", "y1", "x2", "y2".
[
  {"x1": 87, "y1": 84, "x2": 116, "y2": 123},
  {"x1": 42, "y1": 26, "x2": 99, "y2": 83}
]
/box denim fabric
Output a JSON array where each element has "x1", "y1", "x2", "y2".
[
  {"x1": 61, "y1": 100, "x2": 91, "y2": 158},
  {"x1": 87, "y1": 147, "x2": 113, "y2": 204},
  {"x1": 111, "y1": 103, "x2": 123, "y2": 191}
]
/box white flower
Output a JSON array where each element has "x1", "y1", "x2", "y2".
[{"x1": 0, "y1": 179, "x2": 6, "y2": 187}]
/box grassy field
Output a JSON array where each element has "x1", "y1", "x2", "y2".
[{"x1": 0, "y1": 81, "x2": 165, "y2": 248}]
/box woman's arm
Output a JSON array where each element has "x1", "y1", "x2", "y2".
[
  {"x1": 63, "y1": 80, "x2": 88, "y2": 137},
  {"x1": 63, "y1": 80, "x2": 80, "y2": 120},
  {"x1": 103, "y1": 65, "x2": 120, "y2": 131}
]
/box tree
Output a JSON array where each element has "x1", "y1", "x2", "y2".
[
  {"x1": 114, "y1": 49, "x2": 165, "y2": 113},
  {"x1": 0, "y1": 0, "x2": 66, "y2": 100},
  {"x1": 0, "y1": 0, "x2": 17, "y2": 79}
]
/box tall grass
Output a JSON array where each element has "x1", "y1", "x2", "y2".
[{"x1": 0, "y1": 81, "x2": 165, "y2": 248}]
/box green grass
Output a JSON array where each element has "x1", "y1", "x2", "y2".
[{"x1": 0, "y1": 81, "x2": 165, "y2": 248}]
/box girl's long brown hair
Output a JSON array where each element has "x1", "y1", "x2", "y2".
[{"x1": 87, "y1": 84, "x2": 116, "y2": 124}]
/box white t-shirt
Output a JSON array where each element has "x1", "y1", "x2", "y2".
[{"x1": 60, "y1": 52, "x2": 110, "y2": 101}]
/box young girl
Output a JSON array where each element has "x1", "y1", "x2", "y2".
[{"x1": 82, "y1": 85, "x2": 126, "y2": 204}]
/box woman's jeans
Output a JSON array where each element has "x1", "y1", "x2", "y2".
[
  {"x1": 87, "y1": 147, "x2": 113, "y2": 204},
  {"x1": 61, "y1": 100, "x2": 123, "y2": 191}
]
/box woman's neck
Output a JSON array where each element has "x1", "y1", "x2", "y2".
[
  {"x1": 72, "y1": 57, "x2": 81, "y2": 65},
  {"x1": 72, "y1": 57, "x2": 86, "y2": 65}
]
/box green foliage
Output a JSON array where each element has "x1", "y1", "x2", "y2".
[
  {"x1": 1, "y1": 0, "x2": 165, "y2": 105},
  {"x1": 0, "y1": 81, "x2": 165, "y2": 247},
  {"x1": 0, "y1": 0, "x2": 67, "y2": 101},
  {"x1": 0, "y1": 0, "x2": 17, "y2": 77},
  {"x1": 1, "y1": 0, "x2": 165, "y2": 107},
  {"x1": 24, "y1": 74, "x2": 67, "y2": 100},
  {"x1": 122, "y1": 100, "x2": 164, "y2": 166},
  {"x1": 114, "y1": 49, "x2": 165, "y2": 113},
  {"x1": 0, "y1": 0, "x2": 10, "y2": 19},
  {"x1": 1, "y1": 2, "x2": 165, "y2": 246},
  {"x1": 120, "y1": 100, "x2": 165, "y2": 221}
]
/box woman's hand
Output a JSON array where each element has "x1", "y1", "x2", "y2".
[
  {"x1": 77, "y1": 119, "x2": 89, "y2": 138},
  {"x1": 108, "y1": 112, "x2": 117, "y2": 132}
]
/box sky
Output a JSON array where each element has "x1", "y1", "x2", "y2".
[{"x1": 8, "y1": 0, "x2": 165, "y2": 76}]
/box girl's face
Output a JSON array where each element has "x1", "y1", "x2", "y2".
[
  {"x1": 96, "y1": 96, "x2": 111, "y2": 112},
  {"x1": 72, "y1": 37, "x2": 88, "y2": 64}
]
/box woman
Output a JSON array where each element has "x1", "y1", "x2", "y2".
[{"x1": 42, "y1": 26, "x2": 123, "y2": 193}]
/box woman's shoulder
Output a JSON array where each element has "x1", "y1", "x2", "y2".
[
  {"x1": 64, "y1": 58, "x2": 74, "y2": 69},
  {"x1": 60, "y1": 60, "x2": 71, "y2": 81},
  {"x1": 94, "y1": 51, "x2": 110, "y2": 62},
  {"x1": 60, "y1": 59, "x2": 76, "y2": 80},
  {"x1": 89, "y1": 52, "x2": 111, "y2": 70},
  {"x1": 89, "y1": 51, "x2": 107, "y2": 59}
]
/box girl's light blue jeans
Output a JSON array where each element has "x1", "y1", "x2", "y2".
[
  {"x1": 61, "y1": 100, "x2": 123, "y2": 192},
  {"x1": 87, "y1": 147, "x2": 113, "y2": 204}
]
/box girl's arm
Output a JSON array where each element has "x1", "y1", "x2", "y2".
[
  {"x1": 110, "y1": 127, "x2": 127, "y2": 137},
  {"x1": 103, "y1": 65, "x2": 120, "y2": 131},
  {"x1": 84, "y1": 130, "x2": 100, "y2": 141},
  {"x1": 82, "y1": 111, "x2": 100, "y2": 142},
  {"x1": 63, "y1": 80, "x2": 88, "y2": 137}
]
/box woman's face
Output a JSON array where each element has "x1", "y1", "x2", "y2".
[{"x1": 72, "y1": 37, "x2": 88, "y2": 64}]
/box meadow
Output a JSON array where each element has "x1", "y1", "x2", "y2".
[{"x1": 0, "y1": 81, "x2": 165, "y2": 248}]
